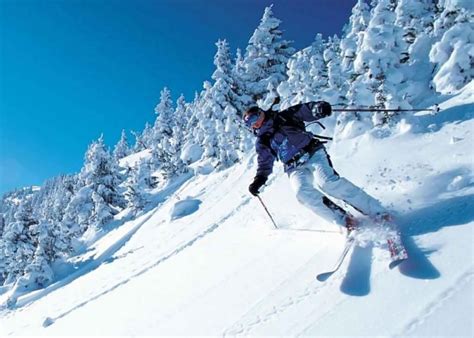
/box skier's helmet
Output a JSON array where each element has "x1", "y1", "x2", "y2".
[{"x1": 243, "y1": 106, "x2": 265, "y2": 131}]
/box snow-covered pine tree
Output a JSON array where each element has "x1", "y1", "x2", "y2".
[
  {"x1": 180, "y1": 90, "x2": 209, "y2": 165},
  {"x1": 173, "y1": 94, "x2": 187, "y2": 151},
  {"x1": 192, "y1": 81, "x2": 219, "y2": 162},
  {"x1": 113, "y1": 129, "x2": 130, "y2": 161},
  {"x1": 309, "y1": 34, "x2": 329, "y2": 100},
  {"x1": 242, "y1": 5, "x2": 294, "y2": 105},
  {"x1": 30, "y1": 179, "x2": 53, "y2": 223},
  {"x1": 278, "y1": 34, "x2": 328, "y2": 109},
  {"x1": 394, "y1": 0, "x2": 437, "y2": 106},
  {"x1": 132, "y1": 122, "x2": 153, "y2": 152},
  {"x1": 341, "y1": 0, "x2": 371, "y2": 74},
  {"x1": 83, "y1": 135, "x2": 124, "y2": 208},
  {"x1": 21, "y1": 244, "x2": 54, "y2": 289},
  {"x1": 62, "y1": 185, "x2": 94, "y2": 240},
  {"x1": 277, "y1": 47, "x2": 311, "y2": 109},
  {"x1": 0, "y1": 212, "x2": 7, "y2": 284},
  {"x1": 430, "y1": 0, "x2": 474, "y2": 94},
  {"x1": 0, "y1": 198, "x2": 37, "y2": 285},
  {"x1": 170, "y1": 94, "x2": 189, "y2": 173},
  {"x1": 208, "y1": 39, "x2": 241, "y2": 168},
  {"x1": 0, "y1": 213, "x2": 4, "y2": 237},
  {"x1": 20, "y1": 221, "x2": 55, "y2": 289},
  {"x1": 125, "y1": 159, "x2": 153, "y2": 213},
  {"x1": 340, "y1": 0, "x2": 371, "y2": 109},
  {"x1": 352, "y1": 0, "x2": 411, "y2": 125},
  {"x1": 232, "y1": 48, "x2": 253, "y2": 114},
  {"x1": 153, "y1": 87, "x2": 174, "y2": 144},
  {"x1": 324, "y1": 35, "x2": 346, "y2": 104},
  {"x1": 63, "y1": 135, "x2": 124, "y2": 235},
  {"x1": 50, "y1": 174, "x2": 76, "y2": 224},
  {"x1": 432, "y1": 0, "x2": 460, "y2": 38},
  {"x1": 152, "y1": 87, "x2": 184, "y2": 177}
]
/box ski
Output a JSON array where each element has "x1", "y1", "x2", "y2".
[
  {"x1": 316, "y1": 233, "x2": 356, "y2": 282},
  {"x1": 387, "y1": 234, "x2": 408, "y2": 269}
]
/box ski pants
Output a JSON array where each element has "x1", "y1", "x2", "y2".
[{"x1": 288, "y1": 147, "x2": 386, "y2": 225}]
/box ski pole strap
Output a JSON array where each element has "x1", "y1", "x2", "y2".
[{"x1": 256, "y1": 195, "x2": 278, "y2": 229}]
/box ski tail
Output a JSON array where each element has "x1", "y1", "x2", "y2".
[{"x1": 387, "y1": 233, "x2": 408, "y2": 269}]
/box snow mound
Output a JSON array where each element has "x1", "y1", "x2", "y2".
[{"x1": 170, "y1": 198, "x2": 202, "y2": 220}]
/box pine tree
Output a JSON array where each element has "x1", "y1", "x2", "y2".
[
  {"x1": 242, "y1": 5, "x2": 294, "y2": 105},
  {"x1": 170, "y1": 94, "x2": 189, "y2": 173},
  {"x1": 340, "y1": 0, "x2": 371, "y2": 79},
  {"x1": 82, "y1": 135, "x2": 124, "y2": 207},
  {"x1": 324, "y1": 35, "x2": 347, "y2": 104},
  {"x1": 207, "y1": 39, "x2": 242, "y2": 168},
  {"x1": 113, "y1": 129, "x2": 130, "y2": 161},
  {"x1": 0, "y1": 213, "x2": 4, "y2": 237},
  {"x1": 153, "y1": 87, "x2": 174, "y2": 143},
  {"x1": 309, "y1": 34, "x2": 329, "y2": 99},
  {"x1": 132, "y1": 122, "x2": 153, "y2": 152},
  {"x1": 180, "y1": 91, "x2": 205, "y2": 164},
  {"x1": 232, "y1": 48, "x2": 252, "y2": 114},
  {"x1": 430, "y1": 1, "x2": 473, "y2": 94},
  {"x1": 394, "y1": 0, "x2": 437, "y2": 105},
  {"x1": 20, "y1": 221, "x2": 55, "y2": 289},
  {"x1": 124, "y1": 159, "x2": 153, "y2": 213},
  {"x1": 277, "y1": 46, "x2": 312, "y2": 108},
  {"x1": 278, "y1": 34, "x2": 328, "y2": 108},
  {"x1": 64, "y1": 135, "x2": 125, "y2": 232},
  {"x1": 51, "y1": 175, "x2": 76, "y2": 223},
  {"x1": 62, "y1": 185, "x2": 94, "y2": 238},
  {"x1": 1, "y1": 198, "x2": 37, "y2": 284},
  {"x1": 152, "y1": 87, "x2": 185, "y2": 177},
  {"x1": 351, "y1": 0, "x2": 411, "y2": 124},
  {"x1": 22, "y1": 245, "x2": 54, "y2": 289}
]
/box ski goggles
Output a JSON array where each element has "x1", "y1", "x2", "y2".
[{"x1": 243, "y1": 110, "x2": 265, "y2": 130}]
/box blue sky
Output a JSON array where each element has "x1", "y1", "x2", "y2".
[{"x1": 0, "y1": 0, "x2": 356, "y2": 195}]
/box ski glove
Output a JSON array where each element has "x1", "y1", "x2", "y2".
[
  {"x1": 311, "y1": 101, "x2": 332, "y2": 118},
  {"x1": 249, "y1": 175, "x2": 267, "y2": 196}
]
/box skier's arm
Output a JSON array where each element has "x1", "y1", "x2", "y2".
[
  {"x1": 249, "y1": 137, "x2": 275, "y2": 196},
  {"x1": 285, "y1": 101, "x2": 332, "y2": 122}
]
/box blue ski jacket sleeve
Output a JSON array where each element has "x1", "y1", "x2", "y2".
[
  {"x1": 255, "y1": 134, "x2": 276, "y2": 178},
  {"x1": 254, "y1": 101, "x2": 330, "y2": 179},
  {"x1": 281, "y1": 101, "x2": 330, "y2": 122}
]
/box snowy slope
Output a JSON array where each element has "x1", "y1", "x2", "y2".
[{"x1": 1, "y1": 85, "x2": 473, "y2": 336}]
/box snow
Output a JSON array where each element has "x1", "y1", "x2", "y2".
[
  {"x1": 170, "y1": 197, "x2": 202, "y2": 221},
  {"x1": 1, "y1": 86, "x2": 473, "y2": 336}
]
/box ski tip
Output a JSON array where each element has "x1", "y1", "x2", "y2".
[
  {"x1": 316, "y1": 271, "x2": 334, "y2": 282},
  {"x1": 389, "y1": 258, "x2": 407, "y2": 270}
]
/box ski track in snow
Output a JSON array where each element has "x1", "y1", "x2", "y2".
[
  {"x1": 223, "y1": 241, "x2": 352, "y2": 336},
  {"x1": 42, "y1": 195, "x2": 253, "y2": 327},
  {"x1": 397, "y1": 267, "x2": 474, "y2": 336},
  {"x1": 2, "y1": 206, "x2": 162, "y2": 311},
  {"x1": 223, "y1": 245, "x2": 395, "y2": 337}
]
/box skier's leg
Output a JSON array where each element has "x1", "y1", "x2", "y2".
[
  {"x1": 289, "y1": 166, "x2": 347, "y2": 225},
  {"x1": 309, "y1": 148, "x2": 386, "y2": 217}
]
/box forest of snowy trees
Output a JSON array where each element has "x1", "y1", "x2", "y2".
[{"x1": 1, "y1": 0, "x2": 472, "y2": 292}]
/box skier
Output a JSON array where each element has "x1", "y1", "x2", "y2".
[{"x1": 244, "y1": 100, "x2": 390, "y2": 231}]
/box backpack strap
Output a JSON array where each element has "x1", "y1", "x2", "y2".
[
  {"x1": 272, "y1": 110, "x2": 306, "y2": 131},
  {"x1": 259, "y1": 132, "x2": 278, "y2": 158}
]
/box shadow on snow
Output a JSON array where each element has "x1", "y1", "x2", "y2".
[
  {"x1": 339, "y1": 193, "x2": 474, "y2": 296},
  {"x1": 4, "y1": 173, "x2": 194, "y2": 311}
]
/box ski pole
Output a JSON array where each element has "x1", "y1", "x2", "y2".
[
  {"x1": 332, "y1": 104, "x2": 440, "y2": 113},
  {"x1": 256, "y1": 195, "x2": 278, "y2": 229}
]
